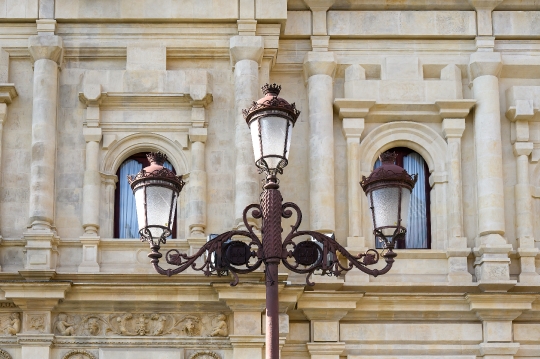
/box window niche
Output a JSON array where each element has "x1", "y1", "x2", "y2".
[
  {"x1": 374, "y1": 147, "x2": 431, "y2": 249},
  {"x1": 114, "y1": 152, "x2": 178, "y2": 239}
]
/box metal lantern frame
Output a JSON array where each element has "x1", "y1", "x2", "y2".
[
  {"x1": 131, "y1": 84, "x2": 415, "y2": 359},
  {"x1": 242, "y1": 83, "x2": 300, "y2": 176},
  {"x1": 127, "y1": 152, "x2": 185, "y2": 247},
  {"x1": 360, "y1": 152, "x2": 418, "y2": 248}
]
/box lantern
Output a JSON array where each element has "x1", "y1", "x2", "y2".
[
  {"x1": 242, "y1": 83, "x2": 300, "y2": 176},
  {"x1": 360, "y1": 152, "x2": 417, "y2": 248},
  {"x1": 127, "y1": 152, "x2": 185, "y2": 245}
]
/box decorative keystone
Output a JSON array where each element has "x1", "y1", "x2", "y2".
[
  {"x1": 28, "y1": 35, "x2": 63, "y2": 65},
  {"x1": 469, "y1": 51, "x2": 502, "y2": 80},
  {"x1": 229, "y1": 36, "x2": 264, "y2": 66}
]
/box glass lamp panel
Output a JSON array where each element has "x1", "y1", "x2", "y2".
[
  {"x1": 259, "y1": 116, "x2": 289, "y2": 170},
  {"x1": 133, "y1": 186, "x2": 147, "y2": 232},
  {"x1": 145, "y1": 181, "x2": 175, "y2": 238},
  {"x1": 400, "y1": 187, "x2": 412, "y2": 230},
  {"x1": 371, "y1": 186, "x2": 400, "y2": 236},
  {"x1": 249, "y1": 119, "x2": 262, "y2": 165}
]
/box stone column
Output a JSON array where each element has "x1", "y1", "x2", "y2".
[
  {"x1": 187, "y1": 128, "x2": 207, "y2": 237},
  {"x1": 303, "y1": 51, "x2": 337, "y2": 233},
  {"x1": 23, "y1": 23, "x2": 63, "y2": 276},
  {"x1": 230, "y1": 36, "x2": 264, "y2": 229},
  {"x1": 216, "y1": 284, "x2": 266, "y2": 359},
  {"x1": 469, "y1": 51, "x2": 514, "y2": 288},
  {"x1": 27, "y1": 30, "x2": 63, "y2": 231}
]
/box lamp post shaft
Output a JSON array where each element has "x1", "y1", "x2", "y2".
[{"x1": 260, "y1": 181, "x2": 283, "y2": 359}]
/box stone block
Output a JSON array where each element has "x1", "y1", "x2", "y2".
[
  {"x1": 284, "y1": 11, "x2": 312, "y2": 36},
  {"x1": 313, "y1": 321, "x2": 339, "y2": 342},
  {"x1": 0, "y1": 0, "x2": 38, "y2": 19},
  {"x1": 99, "y1": 348, "x2": 181, "y2": 359},
  {"x1": 256, "y1": 0, "x2": 286, "y2": 21},
  {"x1": 327, "y1": 11, "x2": 476, "y2": 37},
  {"x1": 127, "y1": 46, "x2": 166, "y2": 71},
  {"x1": 493, "y1": 11, "x2": 540, "y2": 37}
]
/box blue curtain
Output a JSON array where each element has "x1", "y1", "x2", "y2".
[
  {"x1": 119, "y1": 160, "x2": 143, "y2": 238},
  {"x1": 373, "y1": 153, "x2": 428, "y2": 248},
  {"x1": 118, "y1": 160, "x2": 174, "y2": 239},
  {"x1": 403, "y1": 153, "x2": 428, "y2": 249}
]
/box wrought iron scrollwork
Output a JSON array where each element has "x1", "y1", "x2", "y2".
[
  {"x1": 280, "y1": 202, "x2": 396, "y2": 286},
  {"x1": 145, "y1": 202, "x2": 264, "y2": 286},
  {"x1": 144, "y1": 191, "x2": 396, "y2": 287}
]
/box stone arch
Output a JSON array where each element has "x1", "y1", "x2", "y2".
[
  {"x1": 357, "y1": 121, "x2": 449, "y2": 251},
  {"x1": 62, "y1": 350, "x2": 97, "y2": 359},
  {"x1": 189, "y1": 351, "x2": 221, "y2": 359},
  {"x1": 0, "y1": 349, "x2": 12, "y2": 359},
  {"x1": 101, "y1": 133, "x2": 189, "y2": 175},
  {"x1": 358, "y1": 121, "x2": 447, "y2": 175}
]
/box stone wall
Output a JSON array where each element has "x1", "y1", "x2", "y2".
[{"x1": 0, "y1": 1, "x2": 538, "y2": 359}]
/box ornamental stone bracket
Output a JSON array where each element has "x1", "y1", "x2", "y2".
[
  {"x1": 298, "y1": 292, "x2": 360, "y2": 343},
  {"x1": 467, "y1": 293, "x2": 536, "y2": 357}
]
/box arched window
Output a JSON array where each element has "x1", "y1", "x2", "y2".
[
  {"x1": 375, "y1": 147, "x2": 431, "y2": 249},
  {"x1": 114, "y1": 153, "x2": 177, "y2": 239}
]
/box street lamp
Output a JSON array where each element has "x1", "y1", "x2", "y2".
[{"x1": 129, "y1": 83, "x2": 416, "y2": 359}]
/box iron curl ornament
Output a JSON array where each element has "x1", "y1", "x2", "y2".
[{"x1": 143, "y1": 174, "x2": 396, "y2": 287}]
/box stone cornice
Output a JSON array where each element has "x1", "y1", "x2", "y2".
[
  {"x1": 1, "y1": 282, "x2": 71, "y2": 310},
  {"x1": 335, "y1": 98, "x2": 475, "y2": 123}
]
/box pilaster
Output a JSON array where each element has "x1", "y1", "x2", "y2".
[
  {"x1": 468, "y1": 294, "x2": 535, "y2": 359},
  {"x1": 230, "y1": 36, "x2": 264, "y2": 231},
  {"x1": 186, "y1": 71, "x2": 211, "y2": 239},
  {"x1": 215, "y1": 283, "x2": 266, "y2": 359},
  {"x1": 78, "y1": 84, "x2": 103, "y2": 273},
  {"x1": 438, "y1": 100, "x2": 476, "y2": 283},
  {"x1": 304, "y1": 0, "x2": 335, "y2": 52},
  {"x1": 4, "y1": 282, "x2": 69, "y2": 359},
  {"x1": 303, "y1": 51, "x2": 337, "y2": 234},
  {"x1": 299, "y1": 291, "x2": 358, "y2": 358},
  {"x1": 0, "y1": 48, "x2": 18, "y2": 246},
  {"x1": 505, "y1": 88, "x2": 540, "y2": 283}
]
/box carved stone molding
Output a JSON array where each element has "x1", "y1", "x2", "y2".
[
  {"x1": 0, "y1": 349, "x2": 11, "y2": 359},
  {"x1": 62, "y1": 350, "x2": 97, "y2": 359},
  {"x1": 189, "y1": 351, "x2": 221, "y2": 359},
  {"x1": 53, "y1": 313, "x2": 228, "y2": 338}
]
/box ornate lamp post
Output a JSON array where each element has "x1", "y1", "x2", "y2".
[{"x1": 129, "y1": 84, "x2": 417, "y2": 359}]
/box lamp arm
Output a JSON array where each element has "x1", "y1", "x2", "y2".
[
  {"x1": 146, "y1": 204, "x2": 265, "y2": 286},
  {"x1": 280, "y1": 202, "x2": 397, "y2": 286}
]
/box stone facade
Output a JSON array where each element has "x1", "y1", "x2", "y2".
[{"x1": 0, "y1": 0, "x2": 539, "y2": 358}]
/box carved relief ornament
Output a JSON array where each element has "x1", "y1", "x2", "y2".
[
  {"x1": 0, "y1": 349, "x2": 11, "y2": 359},
  {"x1": 53, "y1": 313, "x2": 228, "y2": 338}
]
